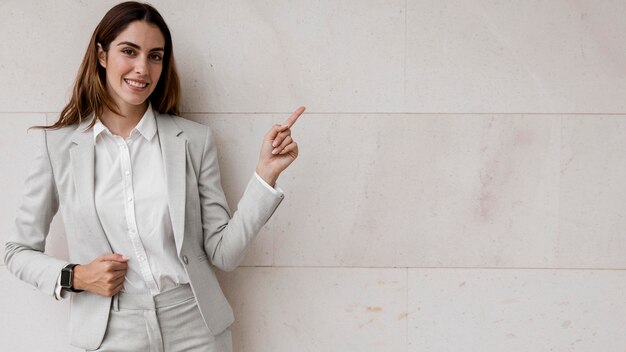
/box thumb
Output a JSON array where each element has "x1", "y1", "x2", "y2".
[{"x1": 98, "y1": 253, "x2": 129, "y2": 262}]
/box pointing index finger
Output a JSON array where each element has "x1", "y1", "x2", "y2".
[{"x1": 283, "y1": 106, "x2": 305, "y2": 128}]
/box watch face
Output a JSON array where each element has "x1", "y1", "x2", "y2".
[{"x1": 60, "y1": 269, "x2": 72, "y2": 288}]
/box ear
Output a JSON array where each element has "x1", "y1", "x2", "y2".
[{"x1": 97, "y1": 43, "x2": 107, "y2": 68}]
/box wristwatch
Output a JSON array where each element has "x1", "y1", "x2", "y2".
[{"x1": 60, "y1": 264, "x2": 84, "y2": 293}]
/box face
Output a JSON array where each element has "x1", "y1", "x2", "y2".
[{"x1": 98, "y1": 21, "x2": 165, "y2": 112}]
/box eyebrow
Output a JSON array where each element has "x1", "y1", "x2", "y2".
[{"x1": 116, "y1": 41, "x2": 164, "y2": 52}]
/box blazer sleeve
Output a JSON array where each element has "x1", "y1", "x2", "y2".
[
  {"x1": 4, "y1": 129, "x2": 70, "y2": 297},
  {"x1": 199, "y1": 127, "x2": 284, "y2": 272}
]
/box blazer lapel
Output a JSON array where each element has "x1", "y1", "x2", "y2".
[
  {"x1": 69, "y1": 119, "x2": 113, "y2": 252},
  {"x1": 156, "y1": 113, "x2": 187, "y2": 255}
]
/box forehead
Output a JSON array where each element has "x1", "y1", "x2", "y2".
[{"x1": 113, "y1": 21, "x2": 165, "y2": 48}]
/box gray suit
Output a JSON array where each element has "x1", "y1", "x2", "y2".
[{"x1": 4, "y1": 113, "x2": 284, "y2": 350}]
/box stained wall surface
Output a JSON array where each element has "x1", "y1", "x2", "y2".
[{"x1": 1, "y1": 1, "x2": 625, "y2": 351}]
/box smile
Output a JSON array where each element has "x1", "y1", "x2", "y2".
[{"x1": 124, "y1": 78, "x2": 148, "y2": 89}]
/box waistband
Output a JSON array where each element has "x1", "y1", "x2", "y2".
[{"x1": 111, "y1": 284, "x2": 195, "y2": 311}]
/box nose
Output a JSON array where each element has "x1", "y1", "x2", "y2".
[{"x1": 134, "y1": 56, "x2": 149, "y2": 75}]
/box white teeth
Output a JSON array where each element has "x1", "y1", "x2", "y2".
[{"x1": 125, "y1": 79, "x2": 147, "y2": 88}]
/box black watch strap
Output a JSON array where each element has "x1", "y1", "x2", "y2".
[{"x1": 61, "y1": 264, "x2": 84, "y2": 293}]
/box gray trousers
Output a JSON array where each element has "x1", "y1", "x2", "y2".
[{"x1": 88, "y1": 284, "x2": 232, "y2": 352}]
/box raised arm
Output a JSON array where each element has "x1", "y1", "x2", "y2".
[{"x1": 202, "y1": 106, "x2": 304, "y2": 271}]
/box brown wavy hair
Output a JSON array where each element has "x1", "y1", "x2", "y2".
[{"x1": 39, "y1": 1, "x2": 180, "y2": 129}]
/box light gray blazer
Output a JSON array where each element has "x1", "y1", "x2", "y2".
[{"x1": 4, "y1": 112, "x2": 284, "y2": 350}]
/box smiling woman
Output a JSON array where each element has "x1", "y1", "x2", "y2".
[
  {"x1": 40, "y1": 1, "x2": 181, "y2": 132},
  {"x1": 4, "y1": 1, "x2": 303, "y2": 352}
]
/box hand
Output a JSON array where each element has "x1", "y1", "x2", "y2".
[
  {"x1": 256, "y1": 106, "x2": 305, "y2": 186},
  {"x1": 73, "y1": 253, "x2": 129, "y2": 297}
]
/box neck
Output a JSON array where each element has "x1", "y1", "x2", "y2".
[{"x1": 99, "y1": 102, "x2": 148, "y2": 139}]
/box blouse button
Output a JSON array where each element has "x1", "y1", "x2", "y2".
[{"x1": 182, "y1": 255, "x2": 189, "y2": 265}]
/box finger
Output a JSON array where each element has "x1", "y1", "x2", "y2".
[
  {"x1": 112, "y1": 271, "x2": 126, "y2": 283},
  {"x1": 114, "y1": 268, "x2": 127, "y2": 277},
  {"x1": 283, "y1": 106, "x2": 305, "y2": 128},
  {"x1": 111, "y1": 282, "x2": 125, "y2": 296},
  {"x1": 279, "y1": 141, "x2": 298, "y2": 155},
  {"x1": 98, "y1": 253, "x2": 129, "y2": 262},
  {"x1": 273, "y1": 135, "x2": 293, "y2": 154},
  {"x1": 105, "y1": 261, "x2": 128, "y2": 271},
  {"x1": 272, "y1": 129, "x2": 291, "y2": 148},
  {"x1": 265, "y1": 124, "x2": 284, "y2": 141}
]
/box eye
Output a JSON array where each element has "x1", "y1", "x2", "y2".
[
  {"x1": 150, "y1": 54, "x2": 163, "y2": 62},
  {"x1": 121, "y1": 48, "x2": 135, "y2": 56}
]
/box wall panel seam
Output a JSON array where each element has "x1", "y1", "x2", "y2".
[
  {"x1": 238, "y1": 265, "x2": 626, "y2": 271},
  {"x1": 185, "y1": 112, "x2": 626, "y2": 116},
  {"x1": 4, "y1": 112, "x2": 626, "y2": 116}
]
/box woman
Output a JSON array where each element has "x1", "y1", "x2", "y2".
[{"x1": 4, "y1": 2, "x2": 303, "y2": 351}]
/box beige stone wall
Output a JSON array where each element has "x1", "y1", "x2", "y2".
[{"x1": 2, "y1": 1, "x2": 626, "y2": 351}]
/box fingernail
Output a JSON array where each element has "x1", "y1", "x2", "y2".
[
  {"x1": 122, "y1": 255, "x2": 129, "y2": 260},
  {"x1": 272, "y1": 141, "x2": 277, "y2": 147},
  {"x1": 272, "y1": 148, "x2": 278, "y2": 154}
]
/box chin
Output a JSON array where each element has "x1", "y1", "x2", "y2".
[{"x1": 122, "y1": 95, "x2": 150, "y2": 106}]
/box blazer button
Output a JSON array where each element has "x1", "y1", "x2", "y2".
[{"x1": 182, "y1": 255, "x2": 189, "y2": 265}]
